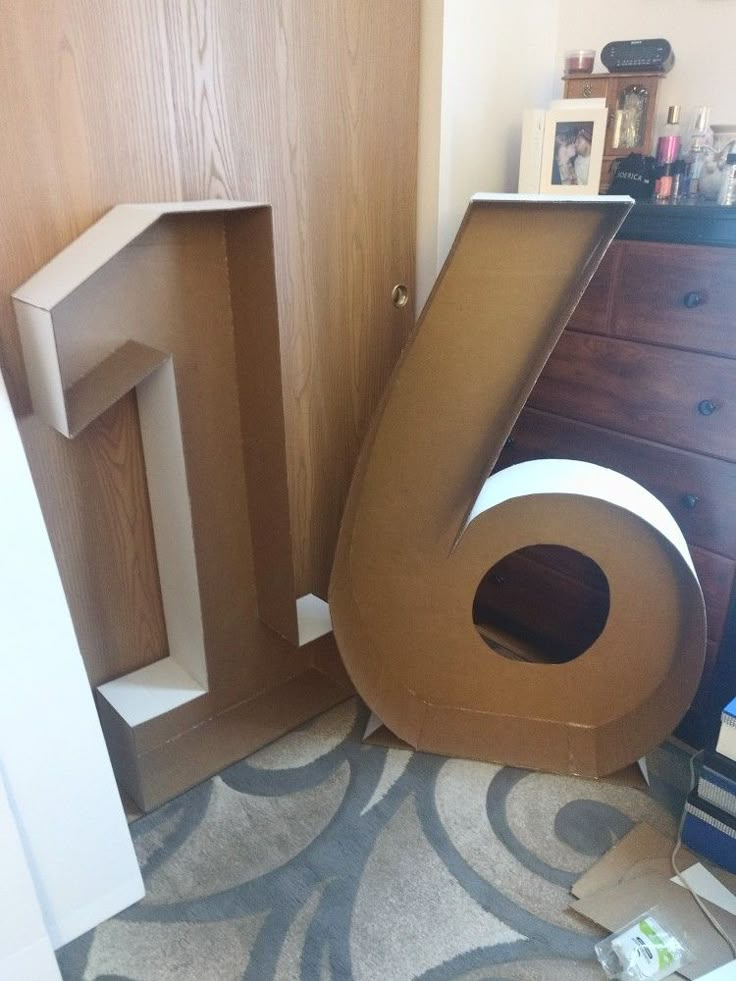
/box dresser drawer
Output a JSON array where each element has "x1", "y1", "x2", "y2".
[
  {"x1": 567, "y1": 243, "x2": 620, "y2": 335},
  {"x1": 688, "y1": 639, "x2": 719, "y2": 719},
  {"x1": 564, "y1": 76, "x2": 610, "y2": 101},
  {"x1": 690, "y1": 545, "x2": 735, "y2": 643},
  {"x1": 613, "y1": 242, "x2": 736, "y2": 357},
  {"x1": 527, "y1": 332, "x2": 736, "y2": 461},
  {"x1": 498, "y1": 409, "x2": 736, "y2": 559}
]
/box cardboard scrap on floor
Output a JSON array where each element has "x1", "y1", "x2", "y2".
[
  {"x1": 571, "y1": 822, "x2": 736, "y2": 978},
  {"x1": 695, "y1": 962, "x2": 736, "y2": 979}
]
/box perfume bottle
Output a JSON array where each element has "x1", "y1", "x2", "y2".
[
  {"x1": 685, "y1": 105, "x2": 711, "y2": 200},
  {"x1": 654, "y1": 106, "x2": 682, "y2": 203},
  {"x1": 718, "y1": 153, "x2": 736, "y2": 206},
  {"x1": 670, "y1": 159, "x2": 685, "y2": 202}
]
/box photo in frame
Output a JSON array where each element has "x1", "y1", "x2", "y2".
[{"x1": 538, "y1": 105, "x2": 608, "y2": 194}]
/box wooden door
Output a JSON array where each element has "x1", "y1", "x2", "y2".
[{"x1": 0, "y1": 1, "x2": 419, "y2": 686}]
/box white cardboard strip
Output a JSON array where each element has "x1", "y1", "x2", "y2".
[{"x1": 671, "y1": 862, "x2": 736, "y2": 917}]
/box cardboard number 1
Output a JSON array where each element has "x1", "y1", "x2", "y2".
[
  {"x1": 329, "y1": 196, "x2": 706, "y2": 776},
  {"x1": 12, "y1": 203, "x2": 332, "y2": 753}
]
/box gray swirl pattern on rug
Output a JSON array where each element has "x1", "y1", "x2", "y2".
[{"x1": 57, "y1": 699, "x2": 689, "y2": 980}]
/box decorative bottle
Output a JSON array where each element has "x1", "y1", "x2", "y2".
[
  {"x1": 684, "y1": 105, "x2": 711, "y2": 201},
  {"x1": 718, "y1": 153, "x2": 736, "y2": 206},
  {"x1": 654, "y1": 106, "x2": 681, "y2": 203}
]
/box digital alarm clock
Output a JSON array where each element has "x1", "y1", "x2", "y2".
[{"x1": 601, "y1": 38, "x2": 675, "y2": 74}]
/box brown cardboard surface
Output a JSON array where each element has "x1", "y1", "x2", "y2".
[
  {"x1": 124, "y1": 669, "x2": 353, "y2": 813},
  {"x1": 116, "y1": 629, "x2": 346, "y2": 760},
  {"x1": 95, "y1": 632, "x2": 353, "y2": 811},
  {"x1": 364, "y1": 714, "x2": 645, "y2": 786},
  {"x1": 12, "y1": 202, "x2": 337, "y2": 810},
  {"x1": 226, "y1": 210, "x2": 299, "y2": 646},
  {"x1": 572, "y1": 822, "x2": 695, "y2": 900},
  {"x1": 65, "y1": 341, "x2": 167, "y2": 437},
  {"x1": 573, "y1": 875, "x2": 736, "y2": 978},
  {"x1": 329, "y1": 195, "x2": 707, "y2": 777},
  {"x1": 14, "y1": 204, "x2": 298, "y2": 693},
  {"x1": 571, "y1": 823, "x2": 736, "y2": 978}
]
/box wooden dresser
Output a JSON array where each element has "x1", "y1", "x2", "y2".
[{"x1": 475, "y1": 204, "x2": 736, "y2": 749}]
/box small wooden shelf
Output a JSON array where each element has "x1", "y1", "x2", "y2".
[{"x1": 563, "y1": 71, "x2": 665, "y2": 191}]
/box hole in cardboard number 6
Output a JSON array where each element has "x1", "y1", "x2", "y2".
[{"x1": 473, "y1": 544, "x2": 610, "y2": 664}]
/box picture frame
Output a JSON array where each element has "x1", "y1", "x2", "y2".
[{"x1": 538, "y1": 105, "x2": 608, "y2": 194}]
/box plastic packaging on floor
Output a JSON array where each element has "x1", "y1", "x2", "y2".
[{"x1": 595, "y1": 905, "x2": 693, "y2": 980}]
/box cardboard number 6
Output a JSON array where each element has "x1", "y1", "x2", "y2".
[{"x1": 329, "y1": 196, "x2": 705, "y2": 777}]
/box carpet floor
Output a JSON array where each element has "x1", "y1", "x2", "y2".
[{"x1": 57, "y1": 698, "x2": 690, "y2": 980}]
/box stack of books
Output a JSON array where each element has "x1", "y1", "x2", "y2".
[
  {"x1": 681, "y1": 699, "x2": 736, "y2": 873},
  {"x1": 716, "y1": 697, "x2": 736, "y2": 764}
]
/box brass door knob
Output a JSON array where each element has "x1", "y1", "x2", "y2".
[{"x1": 392, "y1": 283, "x2": 409, "y2": 309}]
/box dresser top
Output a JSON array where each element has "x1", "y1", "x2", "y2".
[{"x1": 619, "y1": 203, "x2": 736, "y2": 247}]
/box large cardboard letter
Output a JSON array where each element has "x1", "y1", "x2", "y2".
[
  {"x1": 330, "y1": 196, "x2": 706, "y2": 777},
  {"x1": 13, "y1": 203, "x2": 337, "y2": 810}
]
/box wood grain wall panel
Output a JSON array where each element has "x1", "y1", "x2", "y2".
[
  {"x1": 17, "y1": 399, "x2": 166, "y2": 686},
  {"x1": 0, "y1": 1, "x2": 419, "y2": 684}
]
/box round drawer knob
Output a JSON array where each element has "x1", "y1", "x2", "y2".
[
  {"x1": 683, "y1": 291, "x2": 705, "y2": 309},
  {"x1": 697, "y1": 399, "x2": 719, "y2": 416},
  {"x1": 681, "y1": 493, "x2": 699, "y2": 511}
]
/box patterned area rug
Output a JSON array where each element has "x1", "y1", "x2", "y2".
[{"x1": 58, "y1": 698, "x2": 689, "y2": 980}]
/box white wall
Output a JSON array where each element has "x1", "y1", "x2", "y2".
[
  {"x1": 416, "y1": 0, "x2": 446, "y2": 317},
  {"x1": 418, "y1": 0, "x2": 736, "y2": 312},
  {"x1": 416, "y1": 0, "x2": 560, "y2": 312},
  {"x1": 0, "y1": 367, "x2": 144, "y2": 965},
  {"x1": 555, "y1": 1, "x2": 736, "y2": 135}
]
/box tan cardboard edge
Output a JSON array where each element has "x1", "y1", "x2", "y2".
[
  {"x1": 136, "y1": 357, "x2": 210, "y2": 688},
  {"x1": 363, "y1": 711, "x2": 647, "y2": 785},
  {"x1": 11, "y1": 200, "x2": 265, "y2": 311},
  {"x1": 12, "y1": 301, "x2": 69, "y2": 435},
  {"x1": 96, "y1": 657, "x2": 208, "y2": 729},
  {"x1": 226, "y1": 208, "x2": 300, "y2": 645},
  {"x1": 96, "y1": 624, "x2": 348, "y2": 812},
  {"x1": 125, "y1": 668, "x2": 354, "y2": 812},
  {"x1": 94, "y1": 694, "x2": 146, "y2": 809},
  {"x1": 98, "y1": 599, "x2": 340, "y2": 762},
  {"x1": 65, "y1": 341, "x2": 167, "y2": 437}
]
